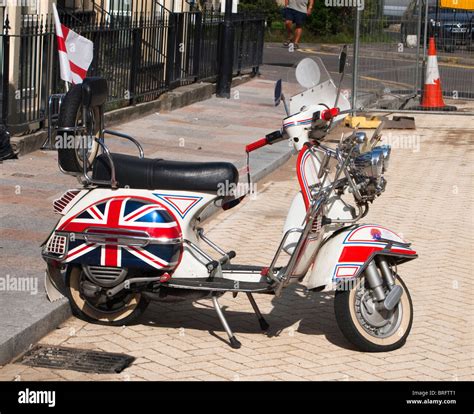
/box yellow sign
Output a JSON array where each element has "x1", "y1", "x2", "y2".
[{"x1": 440, "y1": 0, "x2": 474, "y2": 10}]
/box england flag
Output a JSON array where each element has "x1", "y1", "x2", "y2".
[{"x1": 52, "y1": 3, "x2": 93, "y2": 84}]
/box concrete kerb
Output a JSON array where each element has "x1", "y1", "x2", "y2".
[
  {"x1": 10, "y1": 74, "x2": 254, "y2": 157},
  {"x1": 0, "y1": 301, "x2": 71, "y2": 366}
]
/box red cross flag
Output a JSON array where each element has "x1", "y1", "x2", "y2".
[{"x1": 52, "y1": 3, "x2": 93, "y2": 84}]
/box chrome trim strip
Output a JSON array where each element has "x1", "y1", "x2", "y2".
[{"x1": 75, "y1": 228, "x2": 182, "y2": 246}]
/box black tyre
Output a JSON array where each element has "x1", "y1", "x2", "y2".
[
  {"x1": 57, "y1": 84, "x2": 100, "y2": 173},
  {"x1": 65, "y1": 266, "x2": 149, "y2": 326},
  {"x1": 334, "y1": 273, "x2": 413, "y2": 352}
]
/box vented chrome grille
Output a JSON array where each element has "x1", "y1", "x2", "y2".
[
  {"x1": 84, "y1": 266, "x2": 127, "y2": 287},
  {"x1": 44, "y1": 233, "x2": 68, "y2": 258},
  {"x1": 53, "y1": 190, "x2": 81, "y2": 214}
]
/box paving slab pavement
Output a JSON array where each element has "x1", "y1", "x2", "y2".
[
  {"x1": 0, "y1": 77, "x2": 301, "y2": 365},
  {"x1": 0, "y1": 106, "x2": 472, "y2": 380}
]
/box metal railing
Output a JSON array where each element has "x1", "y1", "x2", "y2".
[
  {"x1": 0, "y1": 2, "x2": 264, "y2": 133},
  {"x1": 352, "y1": 1, "x2": 473, "y2": 111}
]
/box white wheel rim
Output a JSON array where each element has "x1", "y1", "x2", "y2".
[
  {"x1": 69, "y1": 267, "x2": 140, "y2": 323},
  {"x1": 348, "y1": 277, "x2": 411, "y2": 347}
]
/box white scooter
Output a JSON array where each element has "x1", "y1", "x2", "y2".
[{"x1": 43, "y1": 49, "x2": 417, "y2": 351}]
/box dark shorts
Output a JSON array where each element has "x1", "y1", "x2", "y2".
[{"x1": 282, "y1": 7, "x2": 307, "y2": 27}]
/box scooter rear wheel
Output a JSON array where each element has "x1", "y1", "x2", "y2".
[
  {"x1": 65, "y1": 266, "x2": 149, "y2": 326},
  {"x1": 334, "y1": 274, "x2": 413, "y2": 352}
]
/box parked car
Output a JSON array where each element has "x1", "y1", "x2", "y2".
[{"x1": 401, "y1": 0, "x2": 473, "y2": 52}]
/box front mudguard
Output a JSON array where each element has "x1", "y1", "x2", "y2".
[
  {"x1": 44, "y1": 260, "x2": 67, "y2": 302},
  {"x1": 304, "y1": 224, "x2": 417, "y2": 291}
]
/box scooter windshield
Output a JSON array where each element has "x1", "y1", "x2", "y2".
[{"x1": 288, "y1": 56, "x2": 351, "y2": 116}]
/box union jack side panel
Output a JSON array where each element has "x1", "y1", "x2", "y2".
[{"x1": 57, "y1": 196, "x2": 183, "y2": 272}]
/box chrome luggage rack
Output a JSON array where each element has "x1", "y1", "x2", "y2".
[
  {"x1": 45, "y1": 78, "x2": 145, "y2": 190},
  {"x1": 56, "y1": 103, "x2": 144, "y2": 190}
]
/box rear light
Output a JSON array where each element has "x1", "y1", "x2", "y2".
[
  {"x1": 321, "y1": 107, "x2": 340, "y2": 121},
  {"x1": 44, "y1": 233, "x2": 68, "y2": 257},
  {"x1": 53, "y1": 189, "x2": 81, "y2": 214}
]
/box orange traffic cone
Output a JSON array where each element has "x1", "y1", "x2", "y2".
[{"x1": 417, "y1": 37, "x2": 456, "y2": 111}]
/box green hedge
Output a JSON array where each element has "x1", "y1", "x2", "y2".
[{"x1": 239, "y1": 0, "x2": 354, "y2": 43}]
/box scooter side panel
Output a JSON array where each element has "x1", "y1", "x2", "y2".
[
  {"x1": 54, "y1": 189, "x2": 216, "y2": 233},
  {"x1": 304, "y1": 224, "x2": 417, "y2": 290},
  {"x1": 44, "y1": 189, "x2": 217, "y2": 276}
]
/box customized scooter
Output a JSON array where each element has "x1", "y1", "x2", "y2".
[{"x1": 43, "y1": 50, "x2": 417, "y2": 352}]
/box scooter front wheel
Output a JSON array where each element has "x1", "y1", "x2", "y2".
[
  {"x1": 65, "y1": 266, "x2": 149, "y2": 326},
  {"x1": 334, "y1": 274, "x2": 413, "y2": 352}
]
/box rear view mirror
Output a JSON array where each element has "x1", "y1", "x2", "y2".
[
  {"x1": 339, "y1": 45, "x2": 347, "y2": 74},
  {"x1": 274, "y1": 79, "x2": 282, "y2": 107}
]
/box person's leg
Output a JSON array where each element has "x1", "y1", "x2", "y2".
[
  {"x1": 293, "y1": 11, "x2": 307, "y2": 48},
  {"x1": 294, "y1": 27, "x2": 303, "y2": 45},
  {"x1": 285, "y1": 20, "x2": 294, "y2": 42}
]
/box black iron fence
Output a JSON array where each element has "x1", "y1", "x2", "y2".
[{"x1": 0, "y1": 4, "x2": 264, "y2": 133}]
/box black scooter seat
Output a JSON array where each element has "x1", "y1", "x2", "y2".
[{"x1": 92, "y1": 153, "x2": 239, "y2": 193}]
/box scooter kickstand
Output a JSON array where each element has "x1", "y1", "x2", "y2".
[
  {"x1": 246, "y1": 293, "x2": 270, "y2": 331},
  {"x1": 211, "y1": 293, "x2": 241, "y2": 349}
]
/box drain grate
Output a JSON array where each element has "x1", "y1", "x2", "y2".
[{"x1": 18, "y1": 345, "x2": 135, "y2": 374}]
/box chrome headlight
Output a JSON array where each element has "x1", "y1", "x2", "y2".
[
  {"x1": 354, "y1": 149, "x2": 383, "y2": 178},
  {"x1": 354, "y1": 145, "x2": 391, "y2": 178},
  {"x1": 374, "y1": 145, "x2": 391, "y2": 173}
]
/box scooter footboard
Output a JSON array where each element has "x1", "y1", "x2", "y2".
[{"x1": 305, "y1": 224, "x2": 417, "y2": 290}]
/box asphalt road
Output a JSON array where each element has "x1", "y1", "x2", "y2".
[{"x1": 261, "y1": 43, "x2": 474, "y2": 101}]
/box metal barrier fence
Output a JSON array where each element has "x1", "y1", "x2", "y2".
[
  {"x1": 0, "y1": 3, "x2": 264, "y2": 133},
  {"x1": 352, "y1": 1, "x2": 473, "y2": 111}
]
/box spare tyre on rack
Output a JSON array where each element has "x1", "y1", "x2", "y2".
[{"x1": 57, "y1": 77, "x2": 108, "y2": 174}]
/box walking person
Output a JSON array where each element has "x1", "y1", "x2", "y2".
[{"x1": 283, "y1": 0, "x2": 314, "y2": 50}]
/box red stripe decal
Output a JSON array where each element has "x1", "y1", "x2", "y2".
[
  {"x1": 66, "y1": 243, "x2": 95, "y2": 260},
  {"x1": 104, "y1": 244, "x2": 118, "y2": 267},
  {"x1": 89, "y1": 206, "x2": 102, "y2": 220},
  {"x1": 339, "y1": 245, "x2": 416, "y2": 262},
  {"x1": 339, "y1": 246, "x2": 379, "y2": 262},
  {"x1": 296, "y1": 148, "x2": 310, "y2": 209}
]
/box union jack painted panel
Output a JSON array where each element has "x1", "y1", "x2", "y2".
[{"x1": 58, "y1": 196, "x2": 182, "y2": 271}]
